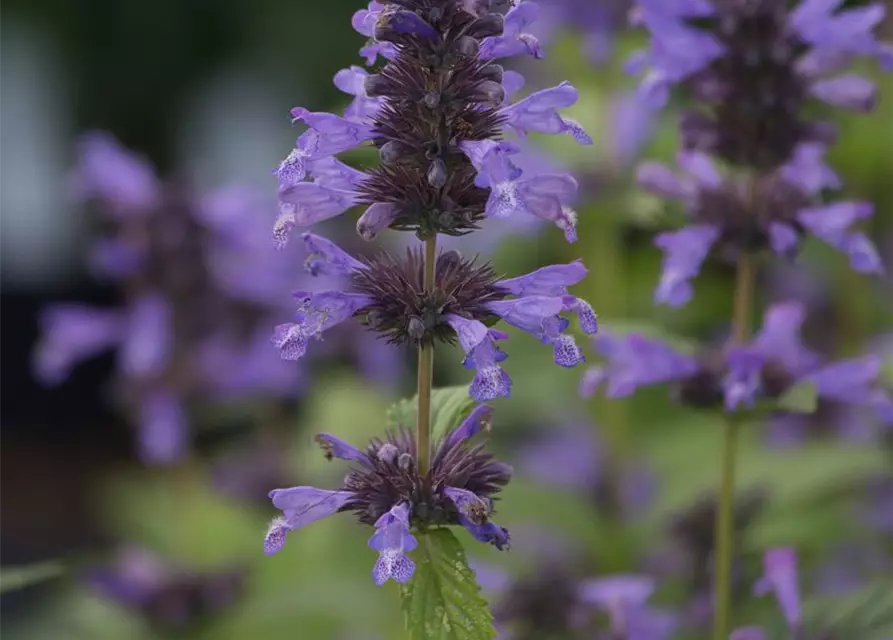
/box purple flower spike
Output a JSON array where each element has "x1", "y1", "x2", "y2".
[
  {"x1": 500, "y1": 82, "x2": 592, "y2": 144},
  {"x1": 368, "y1": 503, "x2": 417, "y2": 585},
  {"x1": 754, "y1": 547, "x2": 802, "y2": 630},
  {"x1": 479, "y1": 2, "x2": 543, "y2": 61},
  {"x1": 653, "y1": 225, "x2": 720, "y2": 306}
]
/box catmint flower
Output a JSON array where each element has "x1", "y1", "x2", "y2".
[
  {"x1": 628, "y1": 0, "x2": 892, "y2": 169},
  {"x1": 273, "y1": 0, "x2": 590, "y2": 245},
  {"x1": 637, "y1": 149, "x2": 883, "y2": 306},
  {"x1": 264, "y1": 405, "x2": 513, "y2": 584},
  {"x1": 272, "y1": 232, "x2": 596, "y2": 400},
  {"x1": 754, "y1": 548, "x2": 802, "y2": 631},
  {"x1": 85, "y1": 546, "x2": 245, "y2": 632},
  {"x1": 582, "y1": 302, "x2": 892, "y2": 417}
]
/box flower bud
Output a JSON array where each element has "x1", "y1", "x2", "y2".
[
  {"x1": 472, "y1": 81, "x2": 505, "y2": 108},
  {"x1": 375, "y1": 10, "x2": 438, "y2": 43},
  {"x1": 364, "y1": 74, "x2": 389, "y2": 98},
  {"x1": 478, "y1": 64, "x2": 504, "y2": 84},
  {"x1": 427, "y1": 158, "x2": 447, "y2": 188},
  {"x1": 407, "y1": 317, "x2": 426, "y2": 341},
  {"x1": 398, "y1": 453, "x2": 414, "y2": 471},
  {"x1": 466, "y1": 13, "x2": 503, "y2": 39},
  {"x1": 453, "y1": 35, "x2": 480, "y2": 59},
  {"x1": 379, "y1": 140, "x2": 411, "y2": 165}
]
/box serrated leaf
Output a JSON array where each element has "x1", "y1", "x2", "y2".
[
  {"x1": 401, "y1": 528, "x2": 495, "y2": 640},
  {"x1": 0, "y1": 560, "x2": 65, "y2": 594},
  {"x1": 776, "y1": 381, "x2": 818, "y2": 413},
  {"x1": 386, "y1": 386, "x2": 477, "y2": 442}
]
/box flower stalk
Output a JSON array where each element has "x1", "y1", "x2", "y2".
[
  {"x1": 713, "y1": 251, "x2": 755, "y2": 640},
  {"x1": 416, "y1": 235, "x2": 437, "y2": 477}
]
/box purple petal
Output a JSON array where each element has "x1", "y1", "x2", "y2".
[
  {"x1": 300, "y1": 232, "x2": 365, "y2": 277},
  {"x1": 278, "y1": 182, "x2": 357, "y2": 227},
  {"x1": 594, "y1": 333, "x2": 699, "y2": 398},
  {"x1": 443, "y1": 404, "x2": 493, "y2": 449},
  {"x1": 779, "y1": 143, "x2": 841, "y2": 195},
  {"x1": 498, "y1": 260, "x2": 587, "y2": 297},
  {"x1": 754, "y1": 301, "x2": 820, "y2": 374},
  {"x1": 73, "y1": 132, "x2": 159, "y2": 214},
  {"x1": 138, "y1": 391, "x2": 188, "y2": 465},
  {"x1": 459, "y1": 516, "x2": 511, "y2": 550},
  {"x1": 653, "y1": 225, "x2": 720, "y2": 306},
  {"x1": 119, "y1": 294, "x2": 172, "y2": 377},
  {"x1": 768, "y1": 222, "x2": 800, "y2": 256},
  {"x1": 678, "y1": 150, "x2": 722, "y2": 189},
  {"x1": 357, "y1": 202, "x2": 398, "y2": 241},
  {"x1": 33, "y1": 305, "x2": 124, "y2": 385},
  {"x1": 315, "y1": 433, "x2": 371, "y2": 464},
  {"x1": 804, "y1": 355, "x2": 882, "y2": 405},
  {"x1": 723, "y1": 346, "x2": 766, "y2": 410},
  {"x1": 500, "y1": 82, "x2": 592, "y2": 143},
  {"x1": 754, "y1": 547, "x2": 801, "y2": 629},
  {"x1": 268, "y1": 486, "x2": 354, "y2": 536},
  {"x1": 636, "y1": 162, "x2": 693, "y2": 199},
  {"x1": 810, "y1": 75, "x2": 877, "y2": 112},
  {"x1": 445, "y1": 314, "x2": 490, "y2": 354}
]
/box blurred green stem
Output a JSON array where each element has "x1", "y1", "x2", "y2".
[
  {"x1": 417, "y1": 235, "x2": 437, "y2": 477},
  {"x1": 713, "y1": 252, "x2": 755, "y2": 640}
]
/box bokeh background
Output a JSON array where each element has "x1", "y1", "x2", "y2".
[{"x1": 2, "y1": 1, "x2": 892, "y2": 638}]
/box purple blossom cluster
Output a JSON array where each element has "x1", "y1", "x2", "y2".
[
  {"x1": 32, "y1": 133, "x2": 397, "y2": 465},
  {"x1": 627, "y1": 0, "x2": 891, "y2": 305},
  {"x1": 264, "y1": 0, "x2": 600, "y2": 589}
]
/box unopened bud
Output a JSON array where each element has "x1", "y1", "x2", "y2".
[
  {"x1": 407, "y1": 317, "x2": 426, "y2": 341},
  {"x1": 438, "y1": 249, "x2": 462, "y2": 269},
  {"x1": 364, "y1": 73, "x2": 389, "y2": 97},
  {"x1": 453, "y1": 35, "x2": 480, "y2": 58},
  {"x1": 472, "y1": 80, "x2": 505, "y2": 107},
  {"x1": 398, "y1": 453, "x2": 414, "y2": 471},
  {"x1": 478, "y1": 63, "x2": 504, "y2": 84},
  {"x1": 423, "y1": 90, "x2": 441, "y2": 109},
  {"x1": 427, "y1": 158, "x2": 447, "y2": 188},
  {"x1": 379, "y1": 140, "x2": 410, "y2": 165},
  {"x1": 466, "y1": 13, "x2": 503, "y2": 39},
  {"x1": 377, "y1": 443, "x2": 399, "y2": 463},
  {"x1": 375, "y1": 10, "x2": 439, "y2": 43}
]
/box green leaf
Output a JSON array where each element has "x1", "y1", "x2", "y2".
[
  {"x1": 401, "y1": 528, "x2": 495, "y2": 640},
  {"x1": 0, "y1": 560, "x2": 65, "y2": 594},
  {"x1": 386, "y1": 386, "x2": 477, "y2": 442},
  {"x1": 775, "y1": 381, "x2": 818, "y2": 413}
]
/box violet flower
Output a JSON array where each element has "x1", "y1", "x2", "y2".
[
  {"x1": 272, "y1": 232, "x2": 597, "y2": 401},
  {"x1": 264, "y1": 405, "x2": 512, "y2": 585},
  {"x1": 272, "y1": 0, "x2": 591, "y2": 246},
  {"x1": 582, "y1": 301, "x2": 893, "y2": 419},
  {"x1": 637, "y1": 149, "x2": 883, "y2": 307},
  {"x1": 754, "y1": 547, "x2": 803, "y2": 632}
]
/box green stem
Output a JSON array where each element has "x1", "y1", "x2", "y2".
[
  {"x1": 416, "y1": 235, "x2": 437, "y2": 476},
  {"x1": 713, "y1": 252, "x2": 755, "y2": 640}
]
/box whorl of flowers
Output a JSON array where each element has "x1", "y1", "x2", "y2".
[
  {"x1": 265, "y1": 406, "x2": 512, "y2": 584},
  {"x1": 272, "y1": 0, "x2": 593, "y2": 246}
]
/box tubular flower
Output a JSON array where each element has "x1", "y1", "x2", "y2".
[
  {"x1": 272, "y1": 0, "x2": 590, "y2": 246},
  {"x1": 264, "y1": 405, "x2": 513, "y2": 584},
  {"x1": 272, "y1": 233, "x2": 597, "y2": 400}
]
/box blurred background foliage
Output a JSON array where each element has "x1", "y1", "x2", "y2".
[{"x1": 2, "y1": 1, "x2": 892, "y2": 639}]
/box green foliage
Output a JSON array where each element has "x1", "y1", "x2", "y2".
[
  {"x1": 774, "y1": 381, "x2": 818, "y2": 414},
  {"x1": 400, "y1": 528, "x2": 495, "y2": 640},
  {"x1": 386, "y1": 385, "x2": 477, "y2": 442},
  {"x1": 0, "y1": 560, "x2": 65, "y2": 594}
]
